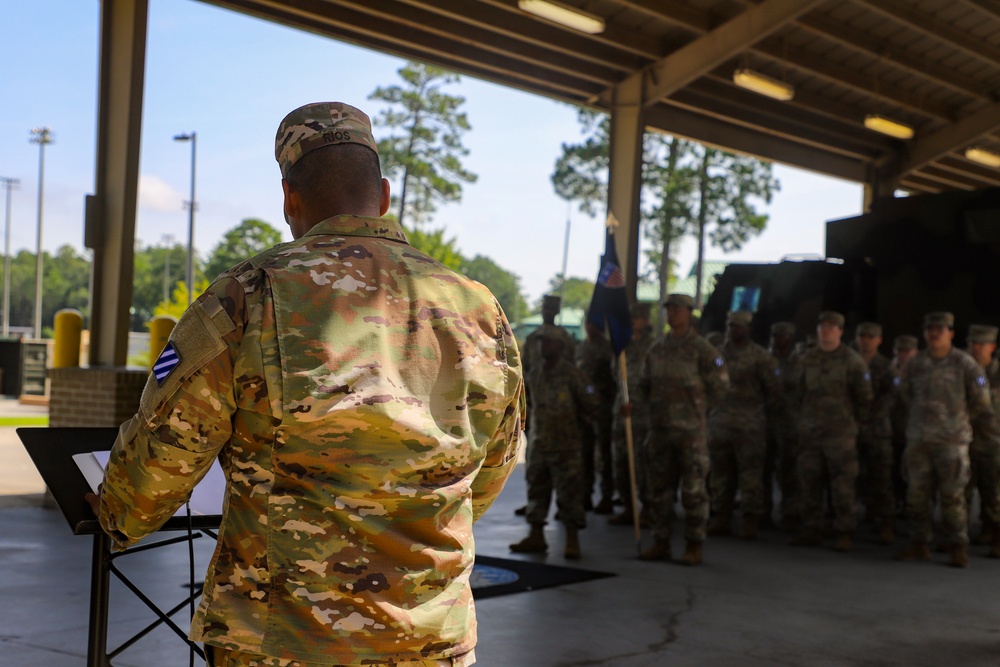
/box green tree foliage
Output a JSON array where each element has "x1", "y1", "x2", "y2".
[
  {"x1": 369, "y1": 61, "x2": 477, "y2": 228},
  {"x1": 0, "y1": 245, "x2": 90, "y2": 336},
  {"x1": 462, "y1": 254, "x2": 529, "y2": 323},
  {"x1": 131, "y1": 239, "x2": 190, "y2": 331},
  {"x1": 205, "y1": 218, "x2": 283, "y2": 279},
  {"x1": 552, "y1": 109, "x2": 609, "y2": 217},
  {"x1": 544, "y1": 275, "x2": 595, "y2": 313},
  {"x1": 154, "y1": 278, "x2": 211, "y2": 321}
]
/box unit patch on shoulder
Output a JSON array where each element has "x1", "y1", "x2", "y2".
[{"x1": 153, "y1": 342, "x2": 181, "y2": 385}]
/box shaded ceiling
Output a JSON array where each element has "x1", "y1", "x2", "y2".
[{"x1": 203, "y1": 0, "x2": 1000, "y2": 195}]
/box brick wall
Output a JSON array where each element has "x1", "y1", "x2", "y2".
[{"x1": 48, "y1": 367, "x2": 148, "y2": 427}]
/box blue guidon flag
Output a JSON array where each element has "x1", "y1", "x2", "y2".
[
  {"x1": 153, "y1": 342, "x2": 181, "y2": 385},
  {"x1": 587, "y1": 218, "x2": 633, "y2": 356}
]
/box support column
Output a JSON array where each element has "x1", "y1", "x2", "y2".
[
  {"x1": 862, "y1": 163, "x2": 897, "y2": 213},
  {"x1": 606, "y1": 75, "x2": 645, "y2": 301},
  {"x1": 87, "y1": 0, "x2": 148, "y2": 366}
]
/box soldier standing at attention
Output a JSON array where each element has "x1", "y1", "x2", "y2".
[
  {"x1": 854, "y1": 322, "x2": 897, "y2": 543},
  {"x1": 964, "y1": 325, "x2": 1000, "y2": 556},
  {"x1": 768, "y1": 321, "x2": 802, "y2": 530},
  {"x1": 609, "y1": 302, "x2": 656, "y2": 526},
  {"x1": 510, "y1": 328, "x2": 598, "y2": 559},
  {"x1": 890, "y1": 334, "x2": 919, "y2": 509},
  {"x1": 86, "y1": 102, "x2": 524, "y2": 667},
  {"x1": 632, "y1": 293, "x2": 730, "y2": 564},
  {"x1": 791, "y1": 311, "x2": 872, "y2": 552},
  {"x1": 707, "y1": 311, "x2": 780, "y2": 540},
  {"x1": 895, "y1": 312, "x2": 992, "y2": 568},
  {"x1": 576, "y1": 320, "x2": 617, "y2": 513},
  {"x1": 522, "y1": 294, "x2": 576, "y2": 376}
]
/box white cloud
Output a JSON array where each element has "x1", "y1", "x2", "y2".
[{"x1": 139, "y1": 174, "x2": 184, "y2": 212}]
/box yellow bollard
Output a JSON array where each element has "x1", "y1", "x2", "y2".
[
  {"x1": 149, "y1": 316, "x2": 178, "y2": 369},
  {"x1": 53, "y1": 309, "x2": 83, "y2": 368}
]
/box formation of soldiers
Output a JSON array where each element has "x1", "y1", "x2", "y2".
[{"x1": 510, "y1": 293, "x2": 1000, "y2": 569}]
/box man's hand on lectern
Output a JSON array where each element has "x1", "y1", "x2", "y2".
[{"x1": 85, "y1": 485, "x2": 102, "y2": 516}]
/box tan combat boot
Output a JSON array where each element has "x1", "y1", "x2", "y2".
[
  {"x1": 950, "y1": 543, "x2": 970, "y2": 569},
  {"x1": 833, "y1": 532, "x2": 853, "y2": 552},
  {"x1": 509, "y1": 524, "x2": 547, "y2": 553},
  {"x1": 679, "y1": 540, "x2": 703, "y2": 566},
  {"x1": 892, "y1": 541, "x2": 931, "y2": 561},
  {"x1": 740, "y1": 515, "x2": 759, "y2": 541},
  {"x1": 638, "y1": 539, "x2": 671, "y2": 561},
  {"x1": 989, "y1": 531, "x2": 1000, "y2": 559},
  {"x1": 563, "y1": 526, "x2": 581, "y2": 560},
  {"x1": 877, "y1": 518, "x2": 894, "y2": 545},
  {"x1": 707, "y1": 515, "x2": 731, "y2": 536}
]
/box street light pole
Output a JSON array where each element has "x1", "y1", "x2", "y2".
[
  {"x1": 0, "y1": 177, "x2": 20, "y2": 338},
  {"x1": 173, "y1": 132, "x2": 196, "y2": 305},
  {"x1": 30, "y1": 127, "x2": 52, "y2": 339}
]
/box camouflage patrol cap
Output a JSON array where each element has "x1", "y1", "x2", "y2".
[
  {"x1": 771, "y1": 321, "x2": 796, "y2": 336},
  {"x1": 969, "y1": 324, "x2": 999, "y2": 344},
  {"x1": 664, "y1": 293, "x2": 695, "y2": 309},
  {"x1": 922, "y1": 311, "x2": 955, "y2": 328},
  {"x1": 275, "y1": 102, "x2": 379, "y2": 178},
  {"x1": 817, "y1": 311, "x2": 845, "y2": 328},
  {"x1": 856, "y1": 322, "x2": 883, "y2": 337},
  {"x1": 630, "y1": 301, "x2": 651, "y2": 318},
  {"x1": 893, "y1": 335, "x2": 918, "y2": 351},
  {"x1": 727, "y1": 311, "x2": 752, "y2": 326}
]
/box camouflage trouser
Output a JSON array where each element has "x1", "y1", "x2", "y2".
[
  {"x1": 708, "y1": 426, "x2": 766, "y2": 518},
  {"x1": 525, "y1": 445, "x2": 586, "y2": 528},
  {"x1": 966, "y1": 436, "x2": 1000, "y2": 525},
  {"x1": 613, "y1": 415, "x2": 649, "y2": 507},
  {"x1": 645, "y1": 428, "x2": 710, "y2": 542},
  {"x1": 798, "y1": 434, "x2": 859, "y2": 533},
  {"x1": 857, "y1": 433, "x2": 895, "y2": 520},
  {"x1": 583, "y1": 412, "x2": 615, "y2": 500},
  {"x1": 770, "y1": 422, "x2": 800, "y2": 519},
  {"x1": 206, "y1": 646, "x2": 475, "y2": 666},
  {"x1": 905, "y1": 440, "x2": 970, "y2": 545}
]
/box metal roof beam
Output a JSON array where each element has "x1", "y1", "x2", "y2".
[{"x1": 597, "y1": 0, "x2": 824, "y2": 107}]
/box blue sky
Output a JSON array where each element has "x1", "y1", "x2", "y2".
[{"x1": 2, "y1": 0, "x2": 864, "y2": 304}]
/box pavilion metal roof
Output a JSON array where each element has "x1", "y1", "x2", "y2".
[{"x1": 202, "y1": 0, "x2": 1000, "y2": 194}]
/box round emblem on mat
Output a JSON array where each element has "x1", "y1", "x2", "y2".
[{"x1": 470, "y1": 564, "x2": 520, "y2": 588}]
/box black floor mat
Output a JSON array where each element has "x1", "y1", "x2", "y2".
[{"x1": 471, "y1": 555, "x2": 615, "y2": 599}]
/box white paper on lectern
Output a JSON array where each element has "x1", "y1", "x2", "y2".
[{"x1": 74, "y1": 451, "x2": 226, "y2": 517}]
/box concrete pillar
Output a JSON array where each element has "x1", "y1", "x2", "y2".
[
  {"x1": 86, "y1": 0, "x2": 149, "y2": 367},
  {"x1": 606, "y1": 76, "x2": 645, "y2": 302}
]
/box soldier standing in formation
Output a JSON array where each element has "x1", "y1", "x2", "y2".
[
  {"x1": 890, "y1": 334, "x2": 919, "y2": 508},
  {"x1": 964, "y1": 325, "x2": 1000, "y2": 557},
  {"x1": 768, "y1": 321, "x2": 802, "y2": 530},
  {"x1": 791, "y1": 311, "x2": 872, "y2": 552},
  {"x1": 854, "y1": 322, "x2": 897, "y2": 543},
  {"x1": 511, "y1": 327, "x2": 598, "y2": 559},
  {"x1": 576, "y1": 320, "x2": 617, "y2": 513},
  {"x1": 609, "y1": 302, "x2": 656, "y2": 526},
  {"x1": 706, "y1": 311, "x2": 780, "y2": 540},
  {"x1": 895, "y1": 312, "x2": 995, "y2": 568},
  {"x1": 633, "y1": 294, "x2": 730, "y2": 564}
]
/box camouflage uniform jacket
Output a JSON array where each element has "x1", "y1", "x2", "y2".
[
  {"x1": 98, "y1": 215, "x2": 525, "y2": 665},
  {"x1": 902, "y1": 347, "x2": 990, "y2": 446},
  {"x1": 860, "y1": 353, "x2": 894, "y2": 439},
  {"x1": 522, "y1": 324, "x2": 576, "y2": 378},
  {"x1": 709, "y1": 340, "x2": 780, "y2": 433},
  {"x1": 575, "y1": 336, "x2": 616, "y2": 405},
  {"x1": 526, "y1": 359, "x2": 600, "y2": 451},
  {"x1": 613, "y1": 327, "x2": 655, "y2": 425},
  {"x1": 639, "y1": 329, "x2": 730, "y2": 434},
  {"x1": 772, "y1": 348, "x2": 802, "y2": 428},
  {"x1": 796, "y1": 344, "x2": 872, "y2": 440}
]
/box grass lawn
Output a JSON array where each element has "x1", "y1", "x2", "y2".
[{"x1": 0, "y1": 416, "x2": 49, "y2": 427}]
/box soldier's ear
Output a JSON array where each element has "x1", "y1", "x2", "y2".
[{"x1": 379, "y1": 178, "x2": 391, "y2": 217}]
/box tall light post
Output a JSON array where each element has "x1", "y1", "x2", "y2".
[
  {"x1": 30, "y1": 127, "x2": 53, "y2": 339},
  {"x1": 0, "y1": 177, "x2": 20, "y2": 338},
  {"x1": 173, "y1": 132, "x2": 196, "y2": 305}
]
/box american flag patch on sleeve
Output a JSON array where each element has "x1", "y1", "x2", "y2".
[{"x1": 153, "y1": 342, "x2": 181, "y2": 384}]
